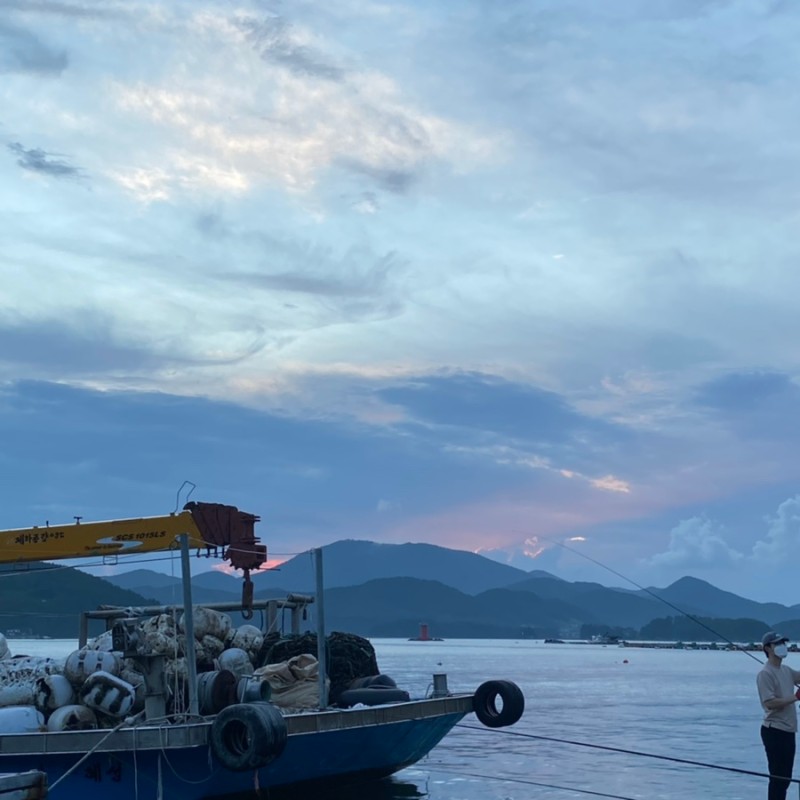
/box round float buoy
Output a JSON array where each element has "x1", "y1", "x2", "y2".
[
  {"x1": 210, "y1": 702, "x2": 287, "y2": 771},
  {"x1": 473, "y1": 680, "x2": 525, "y2": 728}
]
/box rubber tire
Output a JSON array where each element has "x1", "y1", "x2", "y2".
[
  {"x1": 210, "y1": 702, "x2": 288, "y2": 771},
  {"x1": 473, "y1": 680, "x2": 524, "y2": 728},
  {"x1": 336, "y1": 687, "x2": 410, "y2": 708},
  {"x1": 348, "y1": 674, "x2": 398, "y2": 690}
]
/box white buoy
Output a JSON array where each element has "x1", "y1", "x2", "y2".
[
  {"x1": 79, "y1": 671, "x2": 135, "y2": 718},
  {"x1": 0, "y1": 706, "x2": 44, "y2": 733},
  {"x1": 218, "y1": 648, "x2": 254, "y2": 677},
  {"x1": 34, "y1": 674, "x2": 75, "y2": 712},
  {"x1": 64, "y1": 650, "x2": 121, "y2": 686},
  {"x1": 183, "y1": 607, "x2": 232, "y2": 642},
  {"x1": 47, "y1": 704, "x2": 98, "y2": 731},
  {"x1": 229, "y1": 625, "x2": 263, "y2": 658}
]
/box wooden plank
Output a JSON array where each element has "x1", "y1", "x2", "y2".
[{"x1": 0, "y1": 771, "x2": 47, "y2": 800}]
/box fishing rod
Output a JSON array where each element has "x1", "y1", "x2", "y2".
[{"x1": 522, "y1": 532, "x2": 765, "y2": 665}]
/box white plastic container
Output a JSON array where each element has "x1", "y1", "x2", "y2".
[
  {"x1": 79, "y1": 671, "x2": 135, "y2": 718},
  {"x1": 47, "y1": 704, "x2": 98, "y2": 732},
  {"x1": 34, "y1": 674, "x2": 75, "y2": 712},
  {"x1": 217, "y1": 647, "x2": 254, "y2": 677},
  {"x1": 64, "y1": 650, "x2": 121, "y2": 686},
  {"x1": 0, "y1": 706, "x2": 44, "y2": 733}
]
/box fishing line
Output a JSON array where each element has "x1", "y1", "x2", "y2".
[
  {"x1": 424, "y1": 765, "x2": 641, "y2": 800},
  {"x1": 522, "y1": 532, "x2": 765, "y2": 664},
  {"x1": 456, "y1": 723, "x2": 799, "y2": 785}
]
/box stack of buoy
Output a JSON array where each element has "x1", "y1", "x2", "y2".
[{"x1": 0, "y1": 607, "x2": 268, "y2": 733}]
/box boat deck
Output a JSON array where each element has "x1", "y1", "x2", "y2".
[{"x1": 0, "y1": 694, "x2": 475, "y2": 755}]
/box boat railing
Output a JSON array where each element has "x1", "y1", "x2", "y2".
[{"x1": 78, "y1": 594, "x2": 315, "y2": 646}]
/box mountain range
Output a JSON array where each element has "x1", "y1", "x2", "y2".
[
  {"x1": 102, "y1": 540, "x2": 800, "y2": 641},
  {"x1": 4, "y1": 540, "x2": 799, "y2": 640}
]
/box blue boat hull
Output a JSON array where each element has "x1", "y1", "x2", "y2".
[{"x1": 0, "y1": 701, "x2": 471, "y2": 800}]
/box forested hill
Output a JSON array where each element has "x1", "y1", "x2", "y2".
[{"x1": 0, "y1": 564, "x2": 157, "y2": 638}]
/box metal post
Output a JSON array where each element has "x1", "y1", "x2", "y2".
[
  {"x1": 179, "y1": 534, "x2": 199, "y2": 717},
  {"x1": 314, "y1": 548, "x2": 328, "y2": 709},
  {"x1": 78, "y1": 612, "x2": 88, "y2": 648},
  {"x1": 267, "y1": 600, "x2": 278, "y2": 634}
]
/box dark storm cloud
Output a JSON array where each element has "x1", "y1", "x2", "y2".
[
  {"x1": 238, "y1": 16, "x2": 345, "y2": 81},
  {"x1": 8, "y1": 142, "x2": 81, "y2": 179},
  {"x1": 0, "y1": 22, "x2": 67, "y2": 74}
]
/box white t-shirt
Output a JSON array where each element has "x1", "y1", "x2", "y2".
[{"x1": 757, "y1": 662, "x2": 799, "y2": 733}]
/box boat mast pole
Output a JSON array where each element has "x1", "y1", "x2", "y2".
[
  {"x1": 179, "y1": 533, "x2": 200, "y2": 716},
  {"x1": 315, "y1": 548, "x2": 328, "y2": 708}
]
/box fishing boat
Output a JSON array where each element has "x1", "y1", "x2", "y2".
[{"x1": 0, "y1": 501, "x2": 524, "y2": 799}]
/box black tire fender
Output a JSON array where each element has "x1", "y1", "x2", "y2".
[
  {"x1": 210, "y1": 702, "x2": 288, "y2": 771},
  {"x1": 473, "y1": 680, "x2": 524, "y2": 728},
  {"x1": 336, "y1": 687, "x2": 410, "y2": 708}
]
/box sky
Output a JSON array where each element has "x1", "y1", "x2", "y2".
[{"x1": 2, "y1": 0, "x2": 800, "y2": 604}]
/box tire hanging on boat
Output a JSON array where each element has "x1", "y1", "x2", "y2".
[
  {"x1": 472, "y1": 680, "x2": 525, "y2": 728},
  {"x1": 210, "y1": 702, "x2": 288, "y2": 771}
]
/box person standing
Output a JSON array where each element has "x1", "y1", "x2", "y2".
[{"x1": 758, "y1": 631, "x2": 800, "y2": 800}]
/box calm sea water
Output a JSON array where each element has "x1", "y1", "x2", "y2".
[{"x1": 11, "y1": 638, "x2": 779, "y2": 800}]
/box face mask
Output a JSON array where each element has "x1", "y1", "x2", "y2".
[{"x1": 774, "y1": 644, "x2": 789, "y2": 658}]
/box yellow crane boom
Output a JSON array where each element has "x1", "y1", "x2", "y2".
[{"x1": 0, "y1": 501, "x2": 267, "y2": 614}]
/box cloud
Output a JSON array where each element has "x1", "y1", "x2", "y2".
[
  {"x1": 338, "y1": 158, "x2": 417, "y2": 194},
  {"x1": 378, "y1": 371, "x2": 626, "y2": 445},
  {"x1": 7, "y1": 142, "x2": 82, "y2": 178},
  {"x1": 648, "y1": 516, "x2": 744, "y2": 567},
  {"x1": 695, "y1": 371, "x2": 796, "y2": 412},
  {"x1": 1, "y1": 1, "x2": 122, "y2": 18},
  {"x1": 0, "y1": 314, "x2": 264, "y2": 382},
  {"x1": 0, "y1": 21, "x2": 67, "y2": 74},
  {"x1": 752, "y1": 495, "x2": 800, "y2": 564},
  {"x1": 590, "y1": 475, "x2": 630, "y2": 494},
  {"x1": 239, "y1": 16, "x2": 346, "y2": 81},
  {"x1": 103, "y1": 9, "x2": 495, "y2": 202}
]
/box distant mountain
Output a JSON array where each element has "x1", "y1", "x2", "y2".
[
  {"x1": 104, "y1": 569, "x2": 269, "y2": 606},
  {"x1": 107, "y1": 569, "x2": 182, "y2": 591},
  {"x1": 91, "y1": 545, "x2": 800, "y2": 641},
  {"x1": 641, "y1": 577, "x2": 800, "y2": 625},
  {"x1": 0, "y1": 565, "x2": 159, "y2": 638},
  {"x1": 321, "y1": 578, "x2": 589, "y2": 638},
  {"x1": 253, "y1": 540, "x2": 530, "y2": 595}
]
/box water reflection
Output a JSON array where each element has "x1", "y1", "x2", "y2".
[{"x1": 262, "y1": 776, "x2": 427, "y2": 800}]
